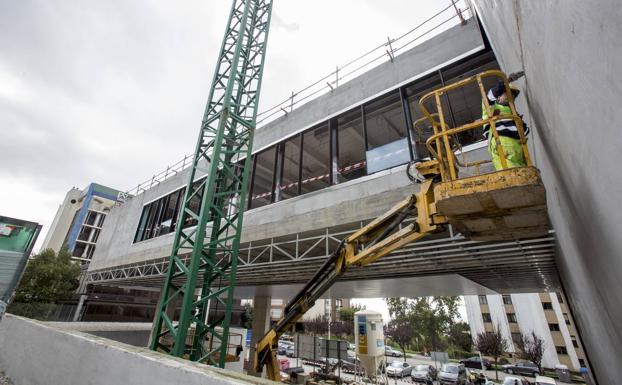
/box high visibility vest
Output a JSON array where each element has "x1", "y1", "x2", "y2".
[{"x1": 481, "y1": 89, "x2": 527, "y2": 140}]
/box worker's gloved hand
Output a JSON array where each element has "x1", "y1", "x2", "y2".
[{"x1": 508, "y1": 71, "x2": 525, "y2": 82}]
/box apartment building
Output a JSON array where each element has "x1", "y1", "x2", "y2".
[
  {"x1": 464, "y1": 293, "x2": 587, "y2": 371},
  {"x1": 42, "y1": 183, "x2": 124, "y2": 265}
]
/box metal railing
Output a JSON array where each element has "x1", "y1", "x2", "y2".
[
  {"x1": 123, "y1": 1, "x2": 471, "y2": 199},
  {"x1": 419, "y1": 70, "x2": 531, "y2": 182}
]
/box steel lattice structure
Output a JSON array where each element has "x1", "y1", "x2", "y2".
[{"x1": 149, "y1": 0, "x2": 273, "y2": 367}]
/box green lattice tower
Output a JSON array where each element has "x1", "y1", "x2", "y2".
[{"x1": 149, "y1": 0, "x2": 273, "y2": 367}]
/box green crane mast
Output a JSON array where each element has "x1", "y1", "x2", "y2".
[{"x1": 149, "y1": 0, "x2": 273, "y2": 368}]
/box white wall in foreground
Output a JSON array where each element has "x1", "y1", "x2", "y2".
[{"x1": 0, "y1": 315, "x2": 267, "y2": 385}]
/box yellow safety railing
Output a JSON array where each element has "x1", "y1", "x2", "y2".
[{"x1": 418, "y1": 70, "x2": 531, "y2": 182}]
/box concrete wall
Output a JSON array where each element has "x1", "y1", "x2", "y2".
[
  {"x1": 472, "y1": 1, "x2": 622, "y2": 383},
  {"x1": 40, "y1": 188, "x2": 81, "y2": 252},
  {"x1": 0, "y1": 315, "x2": 264, "y2": 385},
  {"x1": 88, "y1": 21, "x2": 487, "y2": 272}
]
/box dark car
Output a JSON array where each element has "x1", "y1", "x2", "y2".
[
  {"x1": 341, "y1": 357, "x2": 361, "y2": 374},
  {"x1": 502, "y1": 361, "x2": 541, "y2": 376},
  {"x1": 438, "y1": 363, "x2": 467, "y2": 385},
  {"x1": 459, "y1": 356, "x2": 492, "y2": 370},
  {"x1": 411, "y1": 364, "x2": 438, "y2": 385}
]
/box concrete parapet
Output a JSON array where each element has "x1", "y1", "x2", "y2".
[{"x1": 0, "y1": 315, "x2": 270, "y2": 385}]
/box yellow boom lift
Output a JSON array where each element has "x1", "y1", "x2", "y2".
[{"x1": 254, "y1": 70, "x2": 549, "y2": 380}]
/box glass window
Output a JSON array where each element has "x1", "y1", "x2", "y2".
[
  {"x1": 549, "y1": 323, "x2": 560, "y2": 331},
  {"x1": 96, "y1": 213, "x2": 106, "y2": 228},
  {"x1": 160, "y1": 189, "x2": 182, "y2": 235},
  {"x1": 364, "y1": 91, "x2": 407, "y2": 150},
  {"x1": 143, "y1": 201, "x2": 159, "y2": 239},
  {"x1": 134, "y1": 204, "x2": 151, "y2": 242},
  {"x1": 563, "y1": 313, "x2": 571, "y2": 325},
  {"x1": 301, "y1": 123, "x2": 330, "y2": 194},
  {"x1": 482, "y1": 313, "x2": 492, "y2": 323},
  {"x1": 406, "y1": 72, "x2": 442, "y2": 159},
  {"x1": 511, "y1": 332, "x2": 522, "y2": 344},
  {"x1": 478, "y1": 295, "x2": 488, "y2": 305},
  {"x1": 364, "y1": 91, "x2": 410, "y2": 173},
  {"x1": 250, "y1": 147, "x2": 276, "y2": 208},
  {"x1": 556, "y1": 292, "x2": 564, "y2": 303},
  {"x1": 337, "y1": 108, "x2": 366, "y2": 181},
  {"x1": 85, "y1": 211, "x2": 99, "y2": 226},
  {"x1": 184, "y1": 178, "x2": 204, "y2": 228},
  {"x1": 73, "y1": 243, "x2": 87, "y2": 259},
  {"x1": 278, "y1": 135, "x2": 302, "y2": 200},
  {"x1": 91, "y1": 228, "x2": 101, "y2": 243},
  {"x1": 507, "y1": 313, "x2": 517, "y2": 323},
  {"x1": 556, "y1": 346, "x2": 568, "y2": 355},
  {"x1": 441, "y1": 365, "x2": 459, "y2": 374},
  {"x1": 571, "y1": 336, "x2": 579, "y2": 348},
  {"x1": 542, "y1": 302, "x2": 553, "y2": 310},
  {"x1": 502, "y1": 295, "x2": 512, "y2": 305}
]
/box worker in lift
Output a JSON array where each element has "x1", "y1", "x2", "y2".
[{"x1": 482, "y1": 72, "x2": 528, "y2": 170}]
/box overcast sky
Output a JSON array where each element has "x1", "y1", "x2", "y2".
[{"x1": 0, "y1": 0, "x2": 468, "y2": 319}]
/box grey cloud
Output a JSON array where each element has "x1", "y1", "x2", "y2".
[{"x1": 272, "y1": 13, "x2": 300, "y2": 32}]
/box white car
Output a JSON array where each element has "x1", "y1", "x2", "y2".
[
  {"x1": 503, "y1": 376, "x2": 530, "y2": 385},
  {"x1": 386, "y1": 360, "x2": 412, "y2": 378},
  {"x1": 535, "y1": 375, "x2": 557, "y2": 385},
  {"x1": 384, "y1": 346, "x2": 403, "y2": 357}
]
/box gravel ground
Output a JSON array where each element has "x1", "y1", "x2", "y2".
[{"x1": 0, "y1": 371, "x2": 14, "y2": 385}]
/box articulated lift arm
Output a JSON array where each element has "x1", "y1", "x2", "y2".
[{"x1": 253, "y1": 180, "x2": 445, "y2": 380}]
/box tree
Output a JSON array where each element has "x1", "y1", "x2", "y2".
[
  {"x1": 11, "y1": 247, "x2": 80, "y2": 304},
  {"x1": 448, "y1": 321, "x2": 473, "y2": 352},
  {"x1": 241, "y1": 303, "x2": 253, "y2": 329},
  {"x1": 385, "y1": 319, "x2": 414, "y2": 361},
  {"x1": 386, "y1": 296, "x2": 461, "y2": 352},
  {"x1": 475, "y1": 324, "x2": 509, "y2": 381},
  {"x1": 304, "y1": 315, "x2": 328, "y2": 335},
  {"x1": 515, "y1": 331, "x2": 545, "y2": 373},
  {"x1": 330, "y1": 320, "x2": 353, "y2": 337},
  {"x1": 337, "y1": 303, "x2": 365, "y2": 323}
]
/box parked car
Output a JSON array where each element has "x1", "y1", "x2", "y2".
[
  {"x1": 503, "y1": 376, "x2": 531, "y2": 385},
  {"x1": 459, "y1": 356, "x2": 492, "y2": 370},
  {"x1": 502, "y1": 361, "x2": 541, "y2": 376},
  {"x1": 277, "y1": 341, "x2": 293, "y2": 355},
  {"x1": 340, "y1": 357, "x2": 361, "y2": 374},
  {"x1": 386, "y1": 360, "x2": 413, "y2": 378},
  {"x1": 467, "y1": 369, "x2": 494, "y2": 385},
  {"x1": 384, "y1": 346, "x2": 403, "y2": 357},
  {"x1": 285, "y1": 345, "x2": 296, "y2": 357},
  {"x1": 411, "y1": 364, "x2": 437, "y2": 384},
  {"x1": 534, "y1": 375, "x2": 557, "y2": 385},
  {"x1": 438, "y1": 363, "x2": 467, "y2": 385}
]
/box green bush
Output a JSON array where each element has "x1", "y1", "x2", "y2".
[
  {"x1": 498, "y1": 357, "x2": 510, "y2": 365},
  {"x1": 447, "y1": 345, "x2": 473, "y2": 359}
]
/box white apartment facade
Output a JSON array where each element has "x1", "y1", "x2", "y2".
[{"x1": 464, "y1": 292, "x2": 587, "y2": 371}]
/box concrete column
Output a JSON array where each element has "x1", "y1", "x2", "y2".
[{"x1": 247, "y1": 295, "x2": 271, "y2": 377}]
